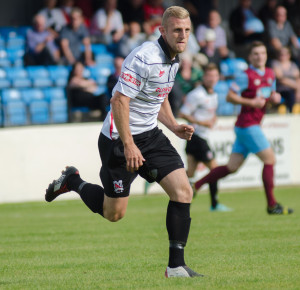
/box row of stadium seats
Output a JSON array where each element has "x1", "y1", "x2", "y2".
[
  {"x1": 0, "y1": 64, "x2": 112, "y2": 89},
  {"x1": 0, "y1": 88, "x2": 68, "y2": 126}
]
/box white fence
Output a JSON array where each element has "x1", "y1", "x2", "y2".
[{"x1": 1, "y1": 115, "x2": 299, "y2": 203}]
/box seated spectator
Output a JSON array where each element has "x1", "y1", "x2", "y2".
[
  {"x1": 199, "y1": 29, "x2": 223, "y2": 66},
  {"x1": 143, "y1": 0, "x2": 164, "y2": 37},
  {"x1": 60, "y1": 8, "x2": 94, "y2": 66},
  {"x1": 25, "y1": 14, "x2": 60, "y2": 66},
  {"x1": 267, "y1": 6, "x2": 300, "y2": 59},
  {"x1": 67, "y1": 61, "x2": 108, "y2": 121},
  {"x1": 196, "y1": 10, "x2": 228, "y2": 59},
  {"x1": 118, "y1": 0, "x2": 145, "y2": 30},
  {"x1": 271, "y1": 46, "x2": 300, "y2": 112},
  {"x1": 60, "y1": 0, "x2": 75, "y2": 24},
  {"x1": 229, "y1": 0, "x2": 264, "y2": 47},
  {"x1": 38, "y1": 0, "x2": 66, "y2": 36},
  {"x1": 106, "y1": 56, "x2": 124, "y2": 99},
  {"x1": 91, "y1": 0, "x2": 124, "y2": 45},
  {"x1": 283, "y1": 0, "x2": 300, "y2": 37},
  {"x1": 258, "y1": 0, "x2": 278, "y2": 27},
  {"x1": 169, "y1": 52, "x2": 203, "y2": 117},
  {"x1": 116, "y1": 21, "x2": 146, "y2": 58}
]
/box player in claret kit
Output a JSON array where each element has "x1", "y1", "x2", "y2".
[
  {"x1": 45, "y1": 6, "x2": 204, "y2": 278},
  {"x1": 193, "y1": 41, "x2": 293, "y2": 215}
]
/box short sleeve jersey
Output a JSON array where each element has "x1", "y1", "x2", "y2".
[
  {"x1": 180, "y1": 85, "x2": 218, "y2": 139},
  {"x1": 101, "y1": 36, "x2": 180, "y2": 140},
  {"x1": 230, "y1": 65, "x2": 276, "y2": 128}
]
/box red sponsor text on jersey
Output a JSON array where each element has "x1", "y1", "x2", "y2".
[
  {"x1": 156, "y1": 86, "x2": 172, "y2": 98},
  {"x1": 120, "y1": 72, "x2": 141, "y2": 87}
]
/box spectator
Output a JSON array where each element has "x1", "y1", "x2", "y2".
[
  {"x1": 199, "y1": 29, "x2": 223, "y2": 66},
  {"x1": 25, "y1": 14, "x2": 60, "y2": 66},
  {"x1": 67, "y1": 61, "x2": 108, "y2": 121},
  {"x1": 283, "y1": 0, "x2": 300, "y2": 37},
  {"x1": 38, "y1": 0, "x2": 66, "y2": 36},
  {"x1": 116, "y1": 21, "x2": 146, "y2": 58},
  {"x1": 60, "y1": 8, "x2": 94, "y2": 66},
  {"x1": 169, "y1": 52, "x2": 203, "y2": 117},
  {"x1": 267, "y1": 5, "x2": 300, "y2": 59},
  {"x1": 229, "y1": 0, "x2": 264, "y2": 48},
  {"x1": 60, "y1": 0, "x2": 75, "y2": 24},
  {"x1": 184, "y1": 0, "x2": 217, "y2": 28},
  {"x1": 106, "y1": 56, "x2": 124, "y2": 99},
  {"x1": 91, "y1": 0, "x2": 124, "y2": 45},
  {"x1": 118, "y1": 0, "x2": 145, "y2": 29},
  {"x1": 258, "y1": 0, "x2": 278, "y2": 27},
  {"x1": 143, "y1": 0, "x2": 164, "y2": 37},
  {"x1": 196, "y1": 10, "x2": 228, "y2": 59},
  {"x1": 271, "y1": 46, "x2": 300, "y2": 112}
]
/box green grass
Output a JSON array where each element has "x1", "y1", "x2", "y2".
[{"x1": 0, "y1": 187, "x2": 299, "y2": 289}]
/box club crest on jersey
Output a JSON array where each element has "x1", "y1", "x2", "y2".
[
  {"x1": 113, "y1": 180, "x2": 124, "y2": 193},
  {"x1": 267, "y1": 78, "x2": 273, "y2": 85},
  {"x1": 254, "y1": 79, "x2": 261, "y2": 86},
  {"x1": 120, "y1": 72, "x2": 141, "y2": 87},
  {"x1": 159, "y1": 70, "x2": 165, "y2": 77}
]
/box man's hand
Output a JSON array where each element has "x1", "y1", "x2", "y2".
[
  {"x1": 269, "y1": 91, "x2": 281, "y2": 104},
  {"x1": 174, "y1": 124, "x2": 194, "y2": 140},
  {"x1": 124, "y1": 142, "x2": 145, "y2": 173},
  {"x1": 251, "y1": 97, "x2": 266, "y2": 108}
]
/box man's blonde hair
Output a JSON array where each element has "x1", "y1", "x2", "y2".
[{"x1": 162, "y1": 6, "x2": 190, "y2": 27}]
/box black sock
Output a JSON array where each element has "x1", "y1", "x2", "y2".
[
  {"x1": 166, "y1": 201, "x2": 191, "y2": 268},
  {"x1": 67, "y1": 174, "x2": 104, "y2": 216},
  {"x1": 209, "y1": 182, "x2": 218, "y2": 208}
]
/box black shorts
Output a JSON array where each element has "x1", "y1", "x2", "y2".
[
  {"x1": 98, "y1": 127, "x2": 184, "y2": 198},
  {"x1": 185, "y1": 134, "x2": 214, "y2": 162}
]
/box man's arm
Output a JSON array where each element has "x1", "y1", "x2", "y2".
[
  {"x1": 60, "y1": 38, "x2": 76, "y2": 65},
  {"x1": 82, "y1": 37, "x2": 95, "y2": 66},
  {"x1": 158, "y1": 96, "x2": 194, "y2": 140},
  {"x1": 227, "y1": 89, "x2": 266, "y2": 108},
  {"x1": 110, "y1": 91, "x2": 145, "y2": 172}
]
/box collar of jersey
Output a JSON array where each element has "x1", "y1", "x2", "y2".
[
  {"x1": 249, "y1": 64, "x2": 265, "y2": 76},
  {"x1": 158, "y1": 36, "x2": 180, "y2": 65}
]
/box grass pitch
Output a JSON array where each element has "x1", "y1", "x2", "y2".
[{"x1": 0, "y1": 187, "x2": 299, "y2": 289}]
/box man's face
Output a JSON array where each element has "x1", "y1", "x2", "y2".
[
  {"x1": 208, "y1": 11, "x2": 220, "y2": 28},
  {"x1": 160, "y1": 17, "x2": 191, "y2": 57},
  {"x1": 71, "y1": 12, "x2": 82, "y2": 29},
  {"x1": 275, "y1": 7, "x2": 287, "y2": 24},
  {"x1": 203, "y1": 69, "x2": 219, "y2": 89},
  {"x1": 249, "y1": 45, "x2": 267, "y2": 68}
]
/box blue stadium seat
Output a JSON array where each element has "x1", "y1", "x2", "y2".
[
  {"x1": 0, "y1": 68, "x2": 6, "y2": 78},
  {"x1": 217, "y1": 103, "x2": 236, "y2": 116},
  {"x1": 32, "y1": 77, "x2": 53, "y2": 88},
  {"x1": 48, "y1": 65, "x2": 70, "y2": 80},
  {"x1": 6, "y1": 36, "x2": 25, "y2": 49},
  {"x1": 29, "y1": 100, "x2": 50, "y2": 124},
  {"x1": 1, "y1": 88, "x2": 22, "y2": 104},
  {"x1": 0, "y1": 27, "x2": 19, "y2": 39},
  {"x1": 95, "y1": 53, "x2": 114, "y2": 65},
  {"x1": 27, "y1": 66, "x2": 49, "y2": 79},
  {"x1": 0, "y1": 78, "x2": 11, "y2": 88},
  {"x1": 21, "y1": 88, "x2": 44, "y2": 104},
  {"x1": 12, "y1": 78, "x2": 32, "y2": 88},
  {"x1": 0, "y1": 37, "x2": 5, "y2": 49},
  {"x1": 43, "y1": 87, "x2": 66, "y2": 102},
  {"x1": 4, "y1": 100, "x2": 27, "y2": 126},
  {"x1": 6, "y1": 48, "x2": 25, "y2": 62},
  {"x1": 214, "y1": 80, "x2": 229, "y2": 98},
  {"x1": 220, "y1": 58, "x2": 248, "y2": 77},
  {"x1": 17, "y1": 26, "x2": 31, "y2": 38},
  {"x1": 91, "y1": 44, "x2": 107, "y2": 55},
  {"x1": 89, "y1": 65, "x2": 113, "y2": 79},
  {"x1": 0, "y1": 58, "x2": 11, "y2": 67},
  {"x1": 5, "y1": 67, "x2": 28, "y2": 79},
  {"x1": 50, "y1": 98, "x2": 68, "y2": 123}
]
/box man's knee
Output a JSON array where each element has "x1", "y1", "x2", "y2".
[{"x1": 104, "y1": 210, "x2": 126, "y2": 222}]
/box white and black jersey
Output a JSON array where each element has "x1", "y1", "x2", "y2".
[
  {"x1": 101, "y1": 36, "x2": 180, "y2": 140},
  {"x1": 180, "y1": 85, "x2": 218, "y2": 139}
]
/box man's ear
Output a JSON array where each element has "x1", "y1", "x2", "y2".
[{"x1": 159, "y1": 25, "x2": 165, "y2": 37}]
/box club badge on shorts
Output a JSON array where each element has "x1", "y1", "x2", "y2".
[{"x1": 113, "y1": 180, "x2": 124, "y2": 193}]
